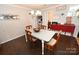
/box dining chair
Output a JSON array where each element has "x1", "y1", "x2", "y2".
[
  {"x1": 25, "y1": 25, "x2": 32, "y2": 41},
  {"x1": 44, "y1": 33, "x2": 60, "y2": 54},
  {"x1": 26, "y1": 25, "x2": 32, "y2": 30},
  {"x1": 25, "y1": 30, "x2": 37, "y2": 48},
  {"x1": 41, "y1": 25, "x2": 47, "y2": 30}
]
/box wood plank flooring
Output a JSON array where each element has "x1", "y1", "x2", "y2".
[
  {"x1": 44, "y1": 34, "x2": 79, "y2": 55},
  {"x1": 0, "y1": 35, "x2": 79, "y2": 55},
  {"x1": 0, "y1": 35, "x2": 42, "y2": 55}
]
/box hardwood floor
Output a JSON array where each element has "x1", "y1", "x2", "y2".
[
  {"x1": 0, "y1": 35, "x2": 79, "y2": 55},
  {"x1": 0, "y1": 35, "x2": 42, "y2": 55},
  {"x1": 44, "y1": 34, "x2": 79, "y2": 55}
]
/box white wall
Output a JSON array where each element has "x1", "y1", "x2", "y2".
[
  {"x1": 29, "y1": 5, "x2": 70, "y2": 29},
  {"x1": 41, "y1": 5, "x2": 70, "y2": 26},
  {"x1": 67, "y1": 6, "x2": 79, "y2": 37},
  {"x1": 0, "y1": 4, "x2": 31, "y2": 44},
  {"x1": 72, "y1": 17, "x2": 79, "y2": 37},
  {"x1": 67, "y1": 5, "x2": 79, "y2": 37}
]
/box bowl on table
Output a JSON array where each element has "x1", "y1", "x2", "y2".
[{"x1": 33, "y1": 28, "x2": 40, "y2": 32}]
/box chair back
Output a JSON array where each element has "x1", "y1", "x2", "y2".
[
  {"x1": 41, "y1": 25, "x2": 47, "y2": 30},
  {"x1": 25, "y1": 30, "x2": 32, "y2": 41},
  {"x1": 54, "y1": 32, "x2": 61, "y2": 45},
  {"x1": 26, "y1": 25, "x2": 32, "y2": 29}
]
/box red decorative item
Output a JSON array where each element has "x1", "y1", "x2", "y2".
[{"x1": 50, "y1": 24, "x2": 75, "y2": 36}]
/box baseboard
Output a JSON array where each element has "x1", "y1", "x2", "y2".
[{"x1": 0, "y1": 34, "x2": 25, "y2": 45}]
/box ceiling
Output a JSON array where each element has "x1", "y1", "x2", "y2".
[{"x1": 17, "y1": 4, "x2": 62, "y2": 10}]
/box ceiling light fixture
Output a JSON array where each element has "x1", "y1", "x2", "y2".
[{"x1": 30, "y1": 10, "x2": 41, "y2": 16}]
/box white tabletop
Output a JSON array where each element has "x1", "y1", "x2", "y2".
[{"x1": 32, "y1": 29, "x2": 56, "y2": 42}]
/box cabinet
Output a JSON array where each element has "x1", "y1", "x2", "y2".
[{"x1": 49, "y1": 24, "x2": 75, "y2": 36}]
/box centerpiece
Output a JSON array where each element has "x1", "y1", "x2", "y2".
[{"x1": 33, "y1": 28, "x2": 40, "y2": 32}]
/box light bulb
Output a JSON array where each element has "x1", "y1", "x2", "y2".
[
  {"x1": 30, "y1": 10, "x2": 34, "y2": 15},
  {"x1": 35, "y1": 10, "x2": 41, "y2": 16},
  {"x1": 0, "y1": 16, "x2": 4, "y2": 19}
]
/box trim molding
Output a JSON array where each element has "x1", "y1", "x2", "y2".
[{"x1": 0, "y1": 34, "x2": 25, "y2": 45}]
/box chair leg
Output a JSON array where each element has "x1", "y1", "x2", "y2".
[
  {"x1": 30, "y1": 42, "x2": 36, "y2": 48},
  {"x1": 46, "y1": 48, "x2": 54, "y2": 54},
  {"x1": 25, "y1": 34, "x2": 27, "y2": 42},
  {"x1": 45, "y1": 44, "x2": 57, "y2": 54},
  {"x1": 71, "y1": 33, "x2": 73, "y2": 36}
]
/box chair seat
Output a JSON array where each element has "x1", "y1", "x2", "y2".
[{"x1": 47, "y1": 38, "x2": 57, "y2": 46}]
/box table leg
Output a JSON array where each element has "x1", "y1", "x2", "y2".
[{"x1": 42, "y1": 40, "x2": 44, "y2": 55}]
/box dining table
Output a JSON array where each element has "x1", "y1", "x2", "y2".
[{"x1": 31, "y1": 29, "x2": 56, "y2": 55}]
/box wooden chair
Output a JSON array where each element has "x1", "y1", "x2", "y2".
[
  {"x1": 44, "y1": 33, "x2": 60, "y2": 53},
  {"x1": 26, "y1": 25, "x2": 32, "y2": 30},
  {"x1": 41, "y1": 25, "x2": 47, "y2": 30},
  {"x1": 25, "y1": 30, "x2": 37, "y2": 48},
  {"x1": 25, "y1": 25, "x2": 32, "y2": 41}
]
